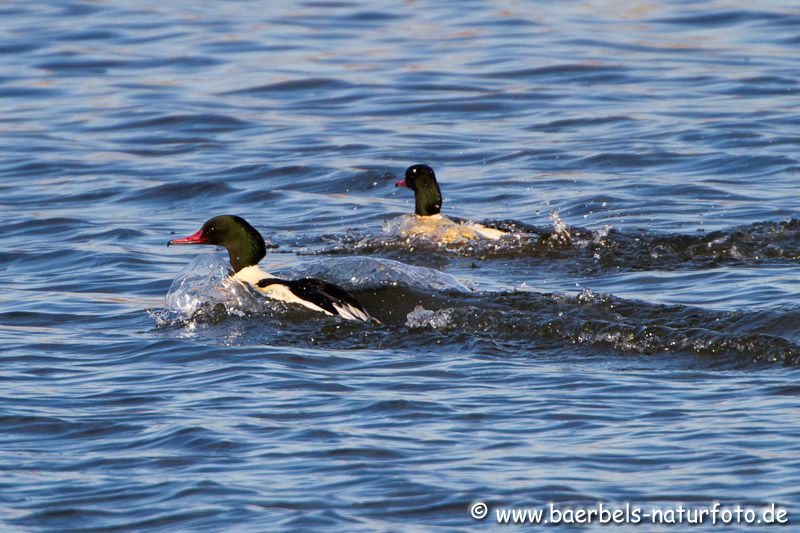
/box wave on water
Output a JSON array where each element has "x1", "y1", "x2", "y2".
[
  {"x1": 324, "y1": 214, "x2": 800, "y2": 273},
  {"x1": 151, "y1": 254, "x2": 800, "y2": 366},
  {"x1": 585, "y1": 218, "x2": 800, "y2": 272},
  {"x1": 399, "y1": 289, "x2": 800, "y2": 366}
]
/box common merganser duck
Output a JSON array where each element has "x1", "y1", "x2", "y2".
[
  {"x1": 168, "y1": 215, "x2": 375, "y2": 322},
  {"x1": 394, "y1": 164, "x2": 508, "y2": 243}
]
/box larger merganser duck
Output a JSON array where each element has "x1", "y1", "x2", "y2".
[
  {"x1": 394, "y1": 164, "x2": 508, "y2": 243},
  {"x1": 168, "y1": 215, "x2": 375, "y2": 322}
]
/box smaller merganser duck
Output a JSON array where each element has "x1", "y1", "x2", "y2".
[
  {"x1": 168, "y1": 215, "x2": 375, "y2": 322},
  {"x1": 394, "y1": 164, "x2": 508, "y2": 243}
]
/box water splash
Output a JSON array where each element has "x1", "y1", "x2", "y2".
[
  {"x1": 285, "y1": 256, "x2": 472, "y2": 292},
  {"x1": 550, "y1": 209, "x2": 570, "y2": 236},
  {"x1": 405, "y1": 305, "x2": 456, "y2": 329},
  {"x1": 155, "y1": 253, "x2": 267, "y2": 326},
  {"x1": 152, "y1": 254, "x2": 471, "y2": 329},
  {"x1": 546, "y1": 209, "x2": 573, "y2": 246}
]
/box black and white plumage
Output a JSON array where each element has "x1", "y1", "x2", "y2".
[
  {"x1": 169, "y1": 215, "x2": 376, "y2": 322},
  {"x1": 255, "y1": 277, "x2": 374, "y2": 322}
]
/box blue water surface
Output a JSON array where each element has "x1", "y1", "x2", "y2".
[{"x1": 2, "y1": 1, "x2": 800, "y2": 531}]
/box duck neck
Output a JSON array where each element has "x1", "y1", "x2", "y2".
[
  {"x1": 414, "y1": 181, "x2": 442, "y2": 216},
  {"x1": 225, "y1": 228, "x2": 267, "y2": 273}
]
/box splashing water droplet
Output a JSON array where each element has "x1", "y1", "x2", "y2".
[
  {"x1": 160, "y1": 253, "x2": 266, "y2": 325},
  {"x1": 550, "y1": 209, "x2": 570, "y2": 236},
  {"x1": 405, "y1": 305, "x2": 455, "y2": 329}
]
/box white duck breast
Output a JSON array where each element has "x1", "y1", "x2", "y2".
[{"x1": 390, "y1": 214, "x2": 507, "y2": 244}]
